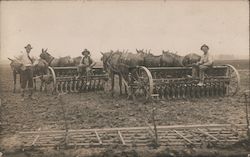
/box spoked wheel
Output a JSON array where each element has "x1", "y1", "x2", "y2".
[
  {"x1": 44, "y1": 66, "x2": 57, "y2": 94},
  {"x1": 225, "y1": 64, "x2": 240, "y2": 96},
  {"x1": 130, "y1": 66, "x2": 153, "y2": 101}
]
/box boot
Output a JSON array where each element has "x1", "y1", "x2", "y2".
[
  {"x1": 28, "y1": 88, "x2": 36, "y2": 100},
  {"x1": 21, "y1": 88, "x2": 25, "y2": 101},
  {"x1": 197, "y1": 71, "x2": 204, "y2": 86}
]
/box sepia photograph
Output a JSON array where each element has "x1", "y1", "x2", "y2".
[{"x1": 0, "y1": 0, "x2": 249, "y2": 156}]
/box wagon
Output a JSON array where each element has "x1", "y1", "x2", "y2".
[
  {"x1": 127, "y1": 64, "x2": 240, "y2": 100},
  {"x1": 46, "y1": 66, "x2": 109, "y2": 94}
]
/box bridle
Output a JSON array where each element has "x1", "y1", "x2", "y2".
[
  {"x1": 103, "y1": 51, "x2": 114, "y2": 68},
  {"x1": 48, "y1": 57, "x2": 55, "y2": 66},
  {"x1": 41, "y1": 52, "x2": 55, "y2": 66}
]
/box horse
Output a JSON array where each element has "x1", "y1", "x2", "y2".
[
  {"x1": 71, "y1": 56, "x2": 82, "y2": 66},
  {"x1": 136, "y1": 49, "x2": 162, "y2": 67},
  {"x1": 182, "y1": 53, "x2": 201, "y2": 66},
  {"x1": 161, "y1": 50, "x2": 184, "y2": 67},
  {"x1": 39, "y1": 49, "x2": 74, "y2": 67},
  {"x1": 32, "y1": 58, "x2": 50, "y2": 91},
  {"x1": 101, "y1": 50, "x2": 144, "y2": 97},
  {"x1": 8, "y1": 58, "x2": 23, "y2": 93},
  {"x1": 8, "y1": 56, "x2": 49, "y2": 93},
  {"x1": 101, "y1": 50, "x2": 124, "y2": 96}
]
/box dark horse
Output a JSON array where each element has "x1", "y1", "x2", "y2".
[
  {"x1": 101, "y1": 50, "x2": 144, "y2": 96},
  {"x1": 161, "y1": 50, "x2": 184, "y2": 67},
  {"x1": 182, "y1": 53, "x2": 201, "y2": 66},
  {"x1": 136, "y1": 49, "x2": 184, "y2": 67},
  {"x1": 136, "y1": 49, "x2": 162, "y2": 67},
  {"x1": 39, "y1": 48, "x2": 78, "y2": 67}
]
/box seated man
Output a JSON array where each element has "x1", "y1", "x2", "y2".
[
  {"x1": 193, "y1": 44, "x2": 214, "y2": 86},
  {"x1": 77, "y1": 49, "x2": 96, "y2": 78}
]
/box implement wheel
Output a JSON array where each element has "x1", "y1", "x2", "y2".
[
  {"x1": 130, "y1": 66, "x2": 153, "y2": 101},
  {"x1": 225, "y1": 64, "x2": 240, "y2": 96},
  {"x1": 47, "y1": 66, "x2": 57, "y2": 94}
]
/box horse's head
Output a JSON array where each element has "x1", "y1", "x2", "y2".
[
  {"x1": 162, "y1": 50, "x2": 171, "y2": 55},
  {"x1": 100, "y1": 51, "x2": 114, "y2": 71},
  {"x1": 40, "y1": 48, "x2": 54, "y2": 63},
  {"x1": 136, "y1": 49, "x2": 147, "y2": 56},
  {"x1": 162, "y1": 50, "x2": 184, "y2": 67}
]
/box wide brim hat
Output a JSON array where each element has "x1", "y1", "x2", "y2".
[
  {"x1": 82, "y1": 49, "x2": 90, "y2": 55},
  {"x1": 200, "y1": 44, "x2": 209, "y2": 50},
  {"x1": 25, "y1": 44, "x2": 32, "y2": 50}
]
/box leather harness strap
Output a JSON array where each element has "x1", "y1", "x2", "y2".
[{"x1": 48, "y1": 57, "x2": 55, "y2": 66}]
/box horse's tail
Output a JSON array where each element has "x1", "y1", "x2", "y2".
[{"x1": 8, "y1": 58, "x2": 14, "y2": 61}]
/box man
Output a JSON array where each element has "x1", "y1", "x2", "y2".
[
  {"x1": 193, "y1": 44, "x2": 214, "y2": 86},
  {"x1": 20, "y1": 44, "x2": 35, "y2": 100},
  {"x1": 77, "y1": 49, "x2": 96, "y2": 78}
]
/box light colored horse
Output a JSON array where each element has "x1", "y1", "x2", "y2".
[
  {"x1": 101, "y1": 50, "x2": 124, "y2": 96},
  {"x1": 101, "y1": 50, "x2": 144, "y2": 96}
]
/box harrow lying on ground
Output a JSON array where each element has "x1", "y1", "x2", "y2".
[
  {"x1": 127, "y1": 64, "x2": 240, "y2": 100},
  {"x1": 18, "y1": 124, "x2": 247, "y2": 148},
  {"x1": 47, "y1": 66, "x2": 109, "y2": 93}
]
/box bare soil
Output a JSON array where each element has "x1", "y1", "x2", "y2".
[{"x1": 0, "y1": 60, "x2": 249, "y2": 156}]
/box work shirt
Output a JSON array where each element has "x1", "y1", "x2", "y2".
[
  {"x1": 80, "y1": 56, "x2": 93, "y2": 66},
  {"x1": 20, "y1": 52, "x2": 33, "y2": 66},
  {"x1": 199, "y1": 53, "x2": 214, "y2": 66}
]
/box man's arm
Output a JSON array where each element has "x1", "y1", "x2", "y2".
[
  {"x1": 89, "y1": 58, "x2": 96, "y2": 68},
  {"x1": 203, "y1": 54, "x2": 213, "y2": 66},
  {"x1": 196, "y1": 59, "x2": 203, "y2": 65},
  {"x1": 79, "y1": 57, "x2": 84, "y2": 66}
]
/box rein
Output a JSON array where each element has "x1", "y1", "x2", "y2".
[
  {"x1": 48, "y1": 57, "x2": 55, "y2": 66},
  {"x1": 105, "y1": 52, "x2": 122, "y2": 73}
]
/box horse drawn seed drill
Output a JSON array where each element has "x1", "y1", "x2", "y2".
[{"x1": 101, "y1": 50, "x2": 240, "y2": 101}]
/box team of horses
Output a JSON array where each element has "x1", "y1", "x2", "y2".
[
  {"x1": 8, "y1": 49, "x2": 201, "y2": 95},
  {"x1": 100, "y1": 49, "x2": 201, "y2": 96}
]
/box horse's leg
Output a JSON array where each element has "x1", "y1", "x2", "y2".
[
  {"x1": 119, "y1": 74, "x2": 122, "y2": 95},
  {"x1": 13, "y1": 71, "x2": 16, "y2": 93},
  {"x1": 44, "y1": 78, "x2": 48, "y2": 93},
  {"x1": 34, "y1": 77, "x2": 37, "y2": 91},
  {"x1": 111, "y1": 72, "x2": 114, "y2": 97},
  {"x1": 124, "y1": 83, "x2": 128, "y2": 95},
  {"x1": 40, "y1": 75, "x2": 44, "y2": 92}
]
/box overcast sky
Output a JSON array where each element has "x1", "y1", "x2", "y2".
[{"x1": 0, "y1": 0, "x2": 249, "y2": 61}]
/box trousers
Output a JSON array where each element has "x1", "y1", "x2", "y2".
[
  {"x1": 20, "y1": 66, "x2": 33, "y2": 89},
  {"x1": 192, "y1": 64, "x2": 212, "y2": 81}
]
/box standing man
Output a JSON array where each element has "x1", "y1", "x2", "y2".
[
  {"x1": 20, "y1": 44, "x2": 35, "y2": 101},
  {"x1": 194, "y1": 44, "x2": 214, "y2": 86},
  {"x1": 77, "y1": 49, "x2": 96, "y2": 78}
]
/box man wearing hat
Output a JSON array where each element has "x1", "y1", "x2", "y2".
[
  {"x1": 77, "y1": 49, "x2": 96, "y2": 78},
  {"x1": 20, "y1": 44, "x2": 35, "y2": 100},
  {"x1": 194, "y1": 44, "x2": 214, "y2": 86}
]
